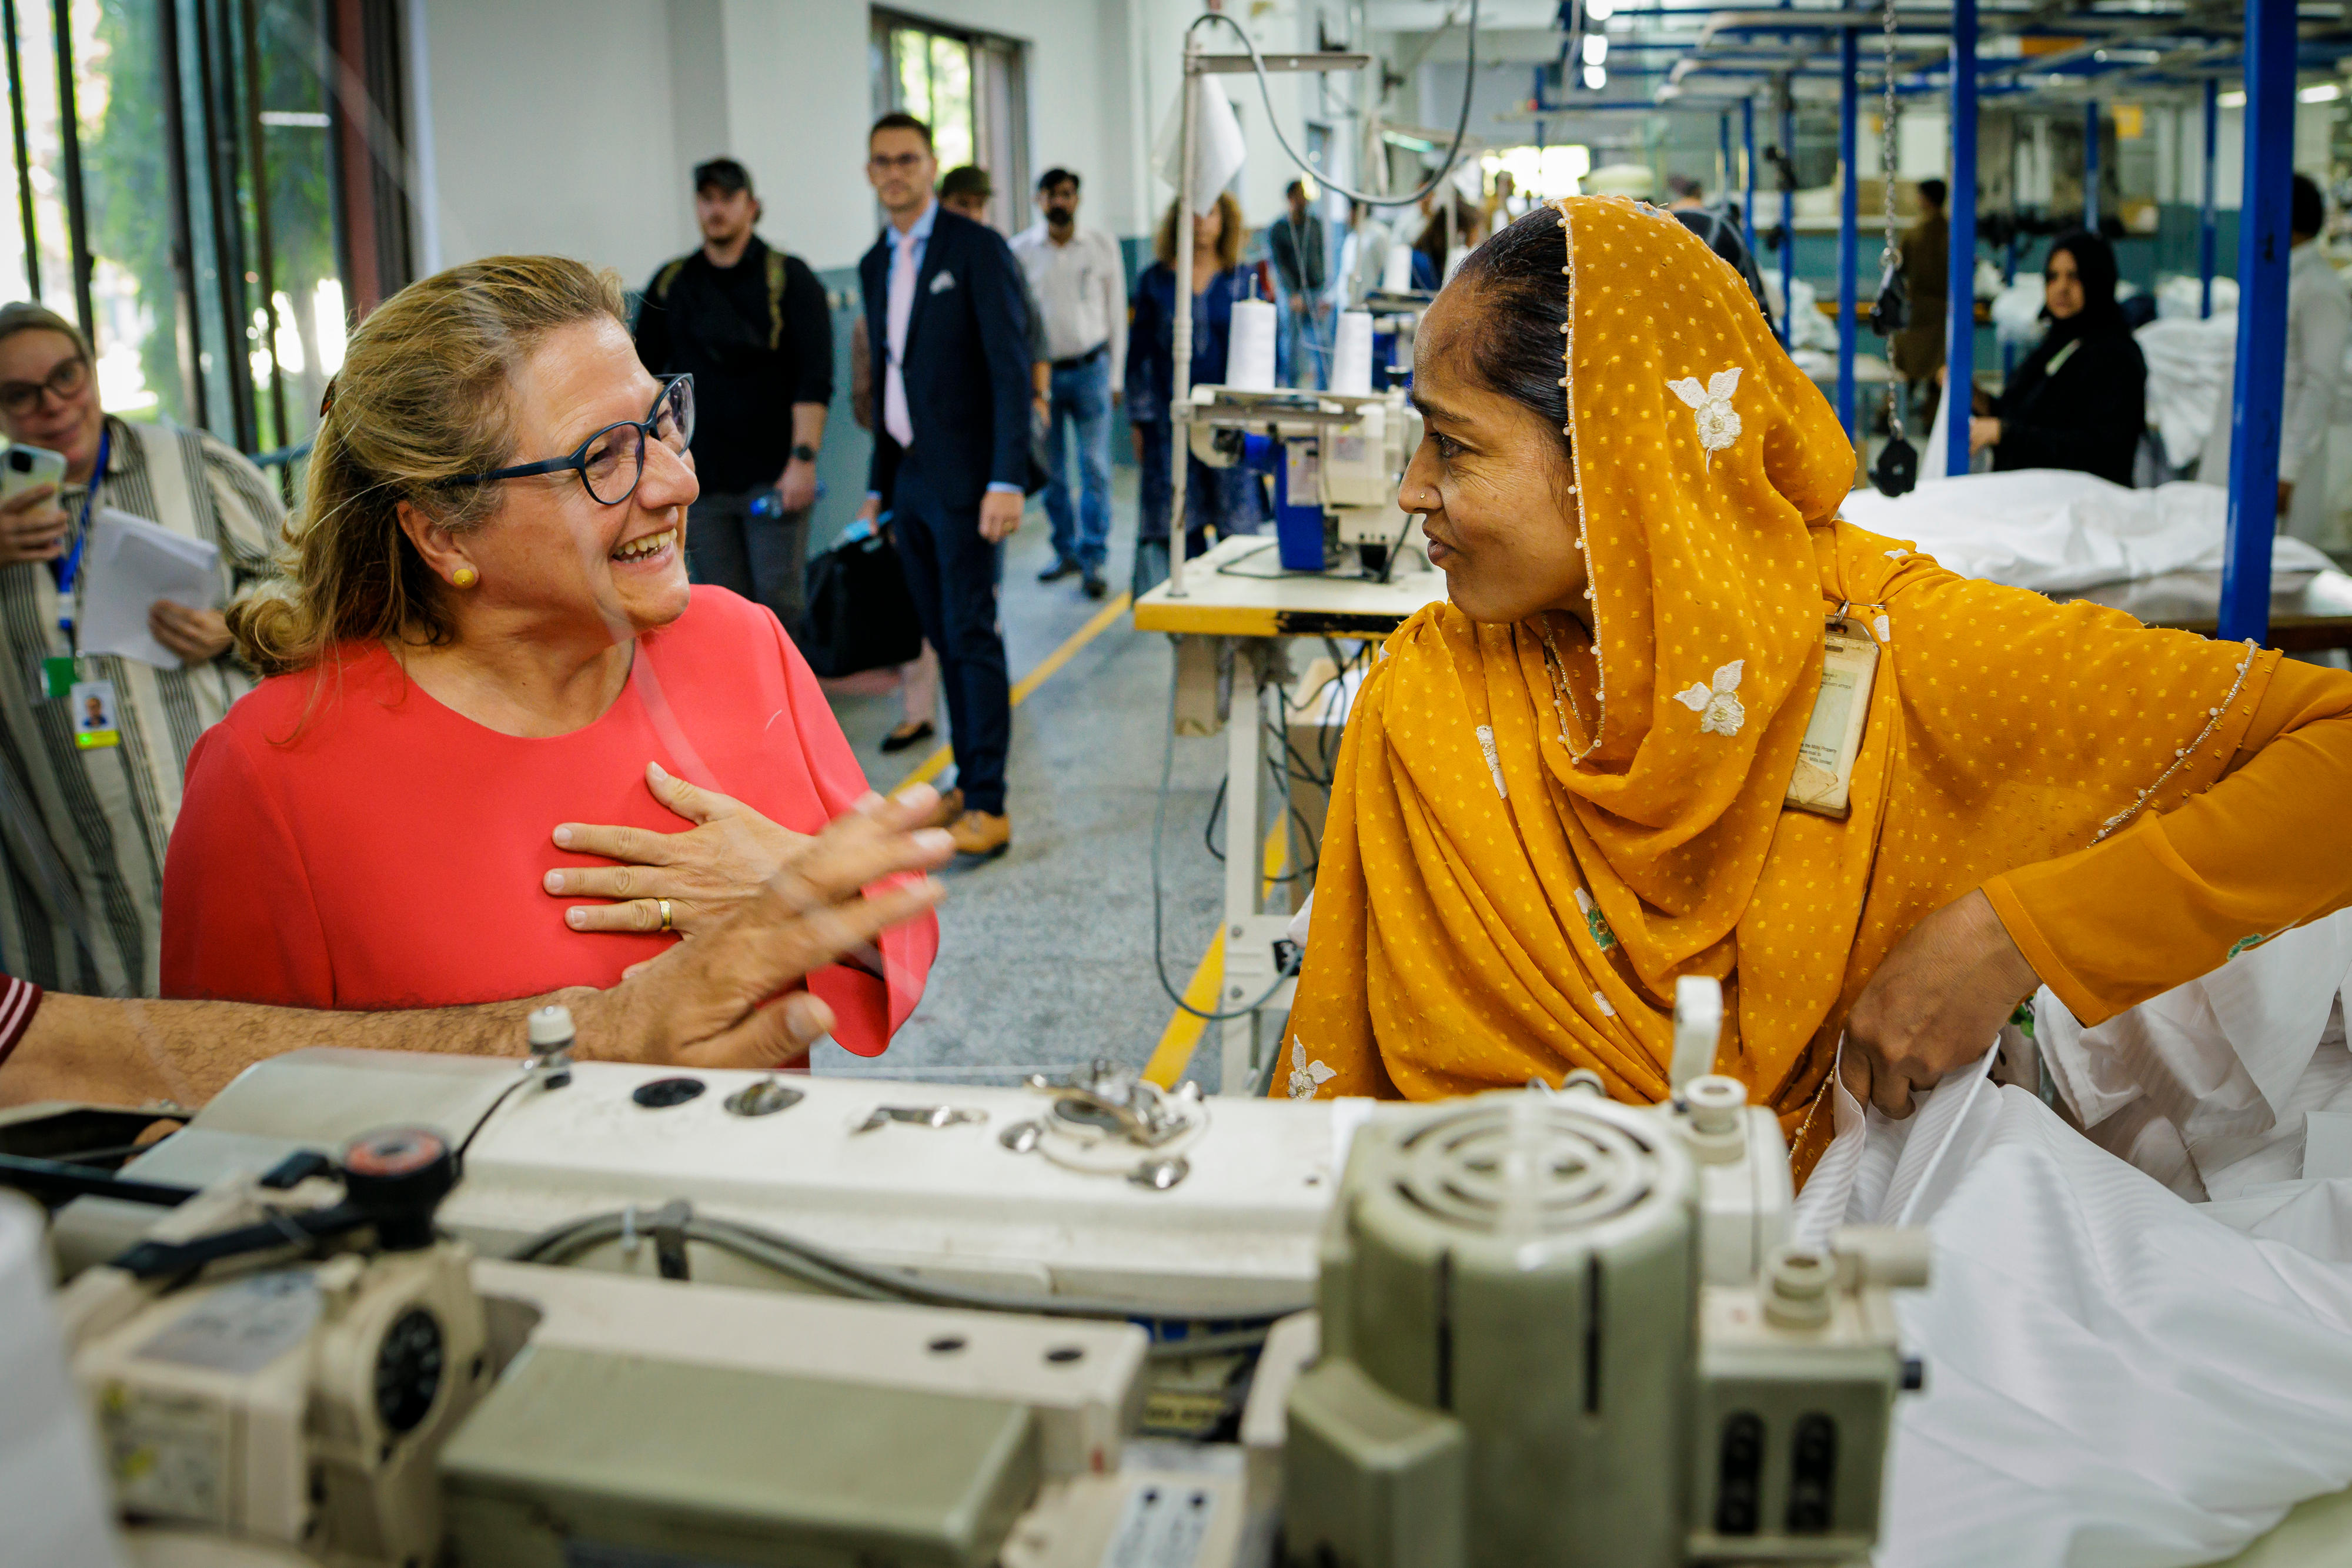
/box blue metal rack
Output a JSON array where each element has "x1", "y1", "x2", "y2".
[{"x1": 2219, "y1": 0, "x2": 2297, "y2": 643}]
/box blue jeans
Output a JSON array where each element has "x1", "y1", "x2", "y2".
[
  {"x1": 1278, "y1": 299, "x2": 1331, "y2": 390},
  {"x1": 1132, "y1": 418, "x2": 1264, "y2": 596},
  {"x1": 1042, "y1": 352, "x2": 1114, "y2": 573}
]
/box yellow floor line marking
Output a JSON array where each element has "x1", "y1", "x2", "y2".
[
  {"x1": 891, "y1": 591, "x2": 1134, "y2": 794},
  {"x1": 1144, "y1": 820, "x2": 1289, "y2": 1089}
]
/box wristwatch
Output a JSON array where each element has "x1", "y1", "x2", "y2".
[{"x1": 790, "y1": 444, "x2": 818, "y2": 463}]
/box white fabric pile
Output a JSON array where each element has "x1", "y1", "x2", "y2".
[
  {"x1": 1796, "y1": 914, "x2": 2352, "y2": 1567},
  {"x1": 2136, "y1": 311, "x2": 2240, "y2": 470},
  {"x1": 1839, "y1": 469, "x2": 2333, "y2": 593},
  {"x1": 1762, "y1": 270, "x2": 1841, "y2": 354}
]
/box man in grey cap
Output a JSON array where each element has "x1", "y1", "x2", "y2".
[{"x1": 634, "y1": 157, "x2": 833, "y2": 634}]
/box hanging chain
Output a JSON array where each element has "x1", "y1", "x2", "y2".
[{"x1": 1880, "y1": 0, "x2": 1905, "y2": 442}]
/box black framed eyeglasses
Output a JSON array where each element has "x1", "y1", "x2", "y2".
[
  {"x1": 441, "y1": 375, "x2": 694, "y2": 506},
  {"x1": 0, "y1": 353, "x2": 90, "y2": 418}
]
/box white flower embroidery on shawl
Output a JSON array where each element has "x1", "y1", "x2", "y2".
[
  {"x1": 1474, "y1": 724, "x2": 1508, "y2": 800},
  {"x1": 1288, "y1": 1038, "x2": 1337, "y2": 1100},
  {"x1": 1673, "y1": 660, "x2": 1746, "y2": 737},
  {"x1": 1666, "y1": 367, "x2": 1743, "y2": 469}
]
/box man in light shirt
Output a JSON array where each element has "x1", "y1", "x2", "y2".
[
  {"x1": 1338, "y1": 199, "x2": 1394, "y2": 309},
  {"x1": 1010, "y1": 168, "x2": 1127, "y2": 599},
  {"x1": 2200, "y1": 175, "x2": 2351, "y2": 548},
  {"x1": 2277, "y1": 174, "x2": 2349, "y2": 545}
]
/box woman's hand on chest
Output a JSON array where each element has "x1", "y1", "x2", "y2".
[{"x1": 542, "y1": 760, "x2": 811, "y2": 937}]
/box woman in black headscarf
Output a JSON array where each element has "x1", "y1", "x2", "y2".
[{"x1": 1970, "y1": 229, "x2": 2148, "y2": 486}]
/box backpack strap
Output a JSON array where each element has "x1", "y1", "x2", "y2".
[
  {"x1": 766, "y1": 249, "x2": 787, "y2": 351},
  {"x1": 652, "y1": 257, "x2": 687, "y2": 303}
]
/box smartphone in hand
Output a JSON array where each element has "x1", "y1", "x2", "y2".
[{"x1": 1, "y1": 442, "x2": 66, "y2": 505}]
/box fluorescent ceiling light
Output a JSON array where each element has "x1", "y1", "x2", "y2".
[
  {"x1": 2300, "y1": 83, "x2": 2343, "y2": 103},
  {"x1": 2218, "y1": 89, "x2": 2247, "y2": 108},
  {"x1": 1583, "y1": 63, "x2": 1607, "y2": 89},
  {"x1": 1586, "y1": 0, "x2": 1615, "y2": 18},
  {"x1": 1583, "y1": 34, "x2": 1608, "y2": 65}
]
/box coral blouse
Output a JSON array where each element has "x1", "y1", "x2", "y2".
[{"x1": 159, "y1": 587, "x2": 934, "y2": 1056}]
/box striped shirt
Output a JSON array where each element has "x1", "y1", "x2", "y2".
[
  {"x1": 1, "y1": 416, "x2": 281, "y2": 996},
  {"x1": 0, "y1": 972, "x2": 37, "y2": 1070}
]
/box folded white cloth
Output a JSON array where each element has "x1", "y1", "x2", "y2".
[
  {"x1": 1840, "y1": 469, "x2": 2332, "y2": 593},
  {"x1": 1794, "y1": 911, "x2": 2352, "y2": 1567}
]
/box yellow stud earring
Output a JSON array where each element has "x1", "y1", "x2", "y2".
[{"x1": 452, "y1": 567, "x2": 478, "y2": 589}]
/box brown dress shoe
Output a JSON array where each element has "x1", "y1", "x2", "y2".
[
  {"x1": 917, "y1": 787, "x2": 964, "y2": 830},
  {"x1": 947, "y1": 809, "x2": 1011, "y2": 858}
]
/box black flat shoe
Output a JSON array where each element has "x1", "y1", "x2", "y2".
[
  {"x1": 879, "y1": 720, "x2": 936, "y2": 753},
  {"x1": 1082, "y1": 573, "x2": 1108, "y2": 600},
  {"x1": 1037, "y1": 559, "x2": 1080, "y2": 583}
]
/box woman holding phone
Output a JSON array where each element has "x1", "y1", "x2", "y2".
[{"x1": 0, "y1": 301, "x2": 280, "y2": 997}]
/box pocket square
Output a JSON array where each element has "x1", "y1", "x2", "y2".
[{"x1": 928, "y1": 271, "x2": 957, "y2": 295}]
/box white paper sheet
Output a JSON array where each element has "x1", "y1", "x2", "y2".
[{"x1": 74, "y1": 506, "x2": 220, "y2": 671}]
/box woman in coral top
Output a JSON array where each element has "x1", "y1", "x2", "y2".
[{"x1": 161, "y1": 256, "x2": 936, "y2": 1058}]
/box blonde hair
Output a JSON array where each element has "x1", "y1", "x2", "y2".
[
  {"x1": 229, "y1": 255, "x2": 627, "y2": 676},
  {"x1": 1154, "y1": 192, "x2": 1245, "y2": 272}
]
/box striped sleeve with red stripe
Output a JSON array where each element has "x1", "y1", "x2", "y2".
[{"x1": 0, "y1": 975, "x2": 42, "y2": 1070}]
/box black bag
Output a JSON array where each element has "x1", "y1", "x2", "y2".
[{"x1": 796, "y1": 529, "x2": 926, "y2": 678}]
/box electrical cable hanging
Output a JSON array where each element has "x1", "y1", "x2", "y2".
[{"x1": 1188, "y1": 2, "x2": 1481, "y2": 210}]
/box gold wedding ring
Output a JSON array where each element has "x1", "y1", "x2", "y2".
[{"x1": 657, "y1": 898, "x2": 673, "y2": 933}]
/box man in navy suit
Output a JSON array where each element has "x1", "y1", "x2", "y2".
[{"x1": 856, "y1": 112, "x2": 1033, "y2": 858}]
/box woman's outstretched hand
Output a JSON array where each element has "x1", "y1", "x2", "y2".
[
  {"x1": 584, "y1": 795, "x2": 953, "y2": 1068},
  {"x1": 1840, "y1": 888, "x2": 2040, "y2": 1119},
  {"x1": 549, "y1": 765, "x2": 928, "y2": 938}
]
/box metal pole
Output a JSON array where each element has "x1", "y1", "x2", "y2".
[
  {"x1": 2082, "y1": 99, "x2": 2099, "y2": 232},
  {"x1": 2219, "y1": 0, "x2": 2296, "y2": 645},
  {"x1": 1743, "y1": 96, "x2": 1757, "y2": 254},
  {"x1": 2200, "y1": 77, "x2": 2219, "y2": 320},
  {"x1": 1719, "y1": 111, "x2": 1732, "y2": 199},
  {"x1": 49, "y1": 0, "x2": 95, "y2": 343},
  {"x1": 1778, "y1": 88, "x2": 1795, "y2": 348},
  {"x1": 1945, "y1": 0, "x2": 1977, "y2": 480},
  {"x1": 1838, "y1": 28, "x2": 1858, "y2": 443},
  {"x1": 1168, "y1": 35, "x2": 1201, "y2": 600},
  {"x1": 1, "y1": 0, "x2": 38, "y2": 299}
]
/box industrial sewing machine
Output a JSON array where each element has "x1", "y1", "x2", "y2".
[
  {"x1": 1182, "y1": 383, "x2": 1429, "y2": 579},
  {"x1": 4, "y1": 989, "x2": 1926, "y2": 1568}
]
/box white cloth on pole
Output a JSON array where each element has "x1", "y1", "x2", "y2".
[
  {"x1": 1838, "y1": 468, "x2": 2333, "y2": 592},
  {"x1": 1153, "y1": 76, "x2": 1246, "y2": 218}
]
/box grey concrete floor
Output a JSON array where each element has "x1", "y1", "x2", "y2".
[{"x1": 807, "y1": 470, "x2": 1241, "y2": 1089}]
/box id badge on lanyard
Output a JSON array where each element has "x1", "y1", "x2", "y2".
[{"x1": 41, "y1": 430, "x2": 116, "y2": 750}]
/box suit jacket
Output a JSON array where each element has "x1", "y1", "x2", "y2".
[{"x1": 860, "y1": 206, "x2": 1033, "y2": 511}]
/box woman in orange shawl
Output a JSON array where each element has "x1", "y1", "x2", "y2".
[{"x1": 1285, "y1": 196, "x2": 2352, "y2": 1174}]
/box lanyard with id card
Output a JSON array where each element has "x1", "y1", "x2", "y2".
[{"x1": 42, "y1": 428, "x2": 119, "y2": 748}]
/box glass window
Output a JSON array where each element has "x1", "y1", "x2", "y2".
[
  {"x1": 75, "y1": 0, "x2": 184, "y2": 423},
  {"x1": 0, "y1": 0, "x2": 396, "y2": 463},
  {"x1": 873, "y1": 11, "x2": 1023, "y2": 228}
]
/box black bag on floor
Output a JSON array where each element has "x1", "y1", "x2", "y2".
[{"x1": 796, "y1": 529, "x2": 926, "y2": 678}]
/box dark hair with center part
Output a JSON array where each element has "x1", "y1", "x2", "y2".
[
  {"x1": 1444, "y1": 206, "x2": 1572, "y2": 449},
  {"x1": 1037, "y1": 167, "x2": 1079, "y2": 194}
]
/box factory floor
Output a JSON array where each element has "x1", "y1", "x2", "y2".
[{"x1": 809, "y1": 470, "x2": 1251, "y2": 1091}]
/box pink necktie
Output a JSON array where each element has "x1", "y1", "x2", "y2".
[{"x1": 884, "y1": 229, "x2": 918, "y2": 449}]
